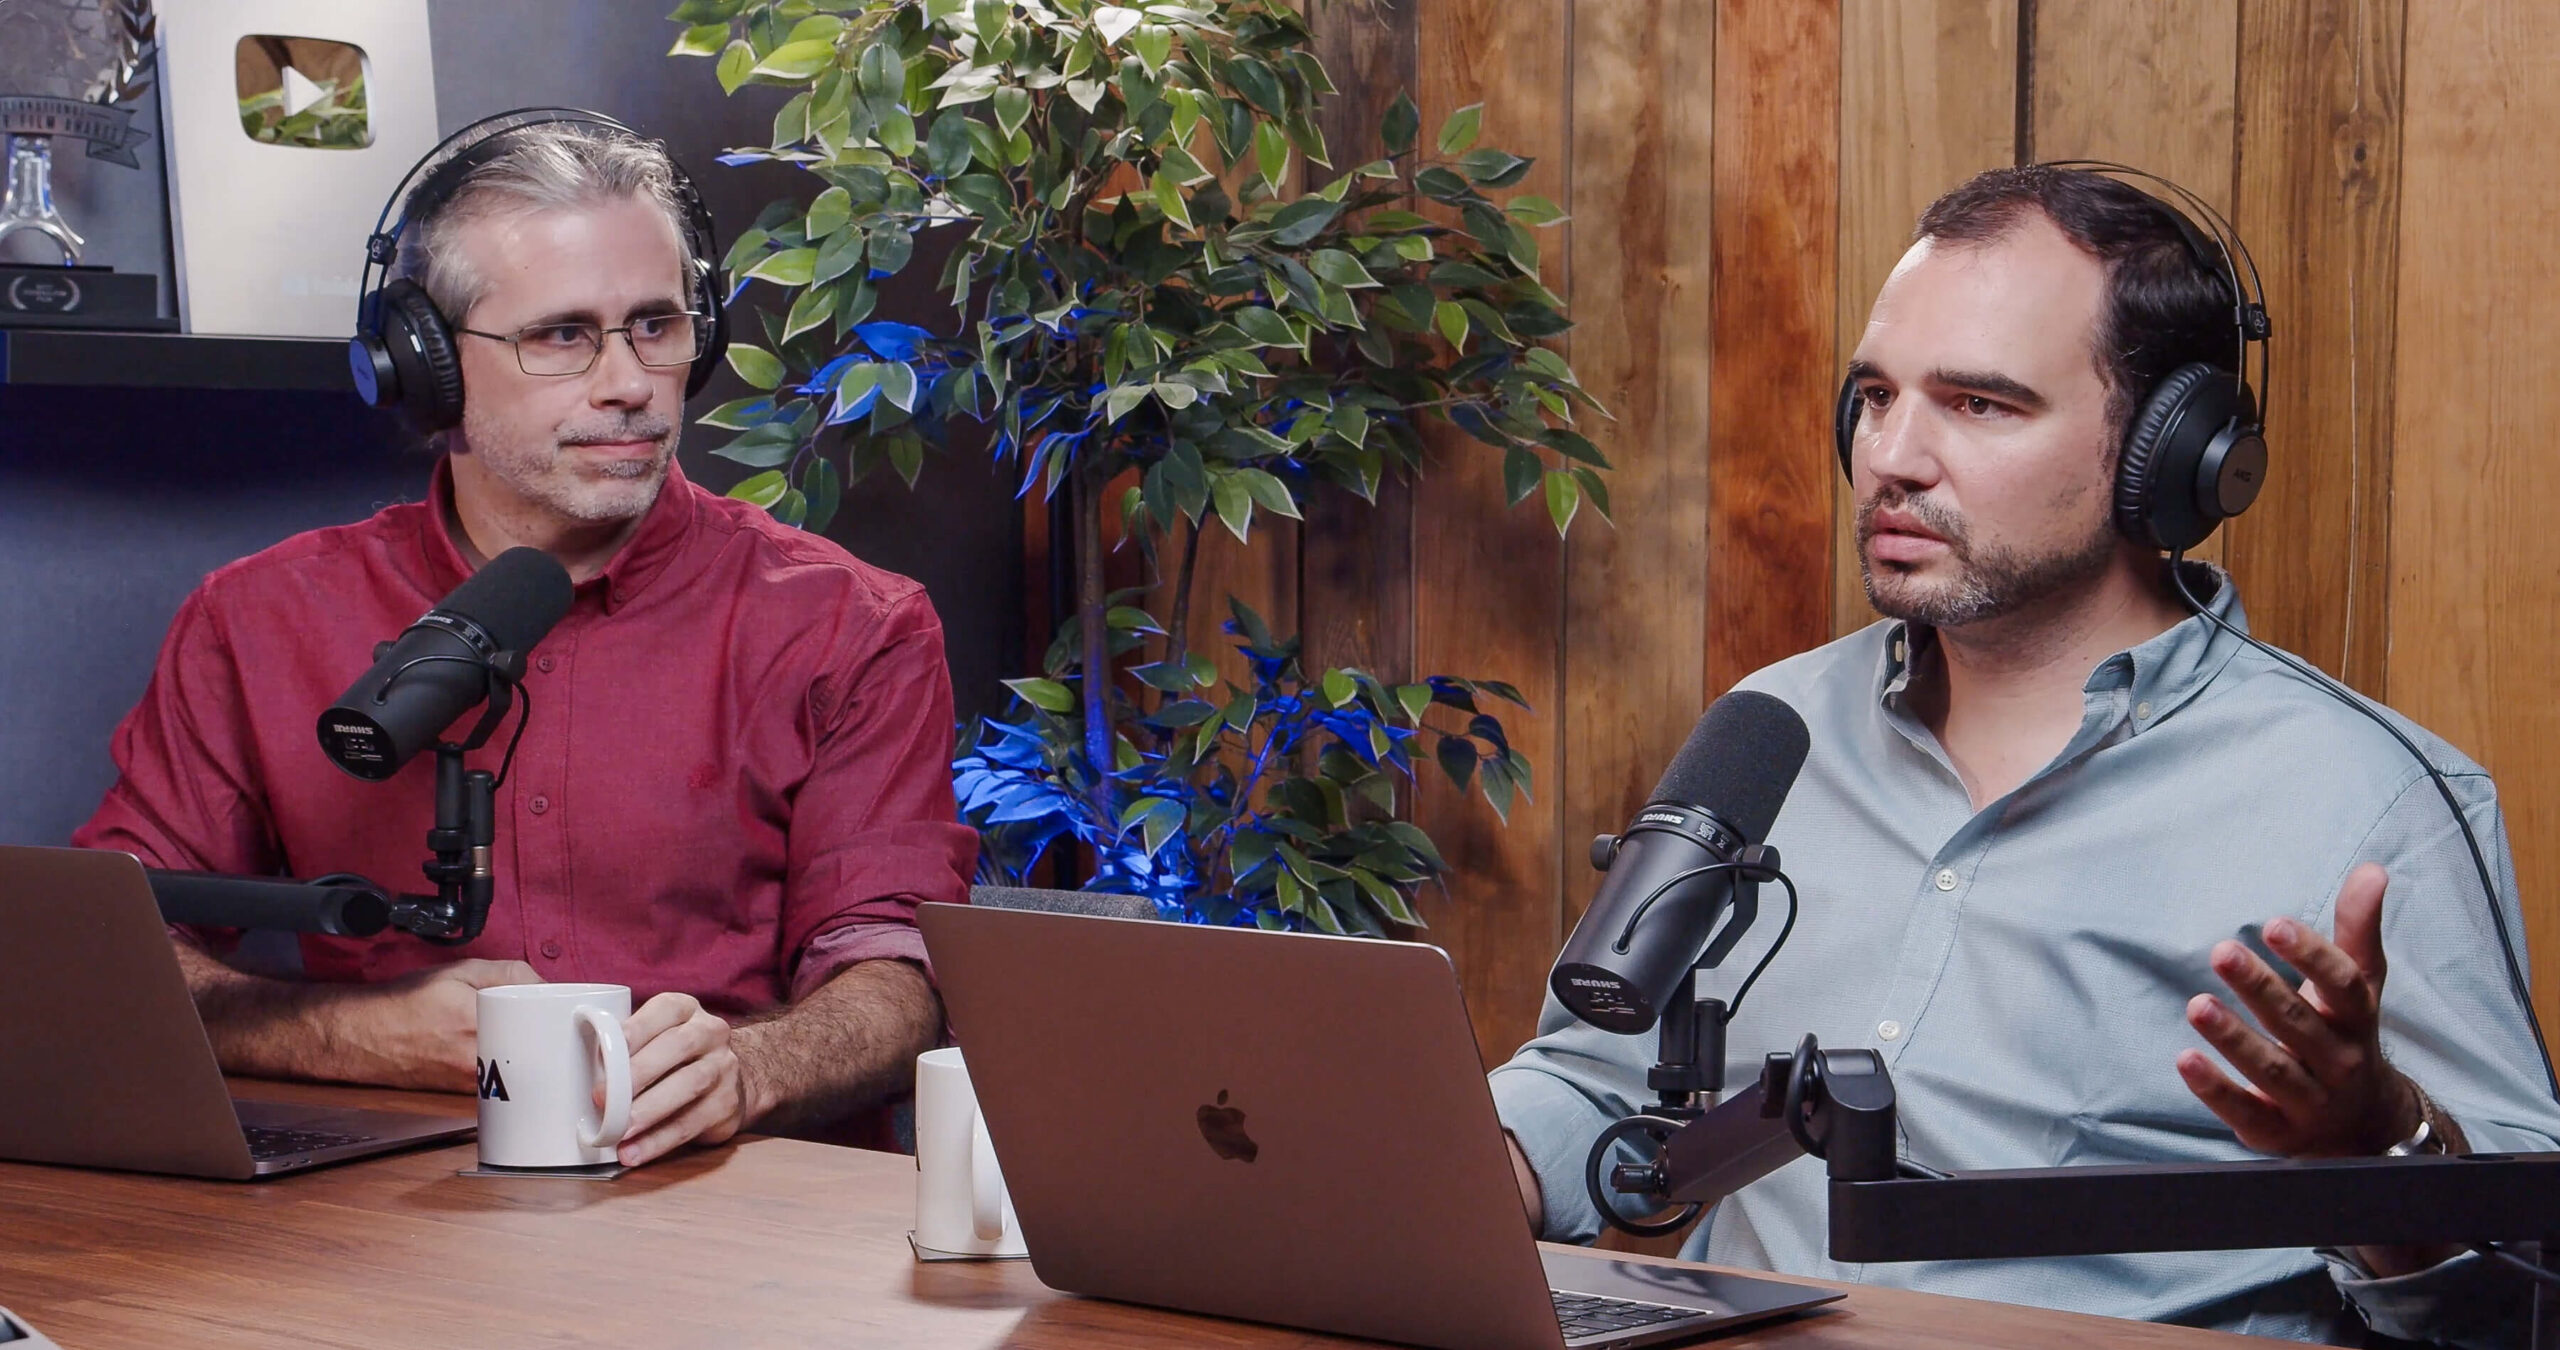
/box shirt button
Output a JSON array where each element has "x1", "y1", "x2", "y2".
[
  {"x1": 537, "y1": 656, "x2": 556, "y2": 674},
  {"x1": 1878, "y1": 1020, "x2": 1902, "y2": 1041},
  {"x1": 2135, "y1": 700, "x2": 2153, "y2": 720},
  {"x1": 529, "y1": 795, "x2": 550, "y2": 815},
  {"x1": 1934, "y1": 868, "x2": 1958, "y2": 891},
  {"x1": 540, "y1": 939, "x2": 563, "y2": 960}
]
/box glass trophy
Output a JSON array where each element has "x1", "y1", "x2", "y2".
[{"x1": 0, "y1": 0, "x2": 168, "y2": 328}]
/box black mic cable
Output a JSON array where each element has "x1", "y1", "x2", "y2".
[{"x1": 2168, "y1": 556, "x2": 2560, "y2": 1102}]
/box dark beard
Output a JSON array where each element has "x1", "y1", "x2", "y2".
[{"x1": 1856, "y1": 485, "x2": 2118, "y2": 628}]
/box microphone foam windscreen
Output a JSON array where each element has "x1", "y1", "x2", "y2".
[
  {"x1": 1648, "y1": 690, "x2": 1812, "y2": 841},
  {"x1": 444, "y1": 546, "x2": 575, "y2": 653}
]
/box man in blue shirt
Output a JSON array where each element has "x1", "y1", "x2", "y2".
[{"x1": 1493, "y1": 165, "x2": 2560, "y2": 1344}]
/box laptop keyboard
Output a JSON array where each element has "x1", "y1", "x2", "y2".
[
  {"x1": 1551, "y1": 1290, "x2": 1702, "y2": 1343},
  {"x1": 242, "y1": 1124, "x2": 372, "y2": 1159}
]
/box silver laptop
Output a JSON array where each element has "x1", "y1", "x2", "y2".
[
  {"x1": 0, "y1": 845, "x2": 475, "y2": 1179},
  {"x1": 919, "y1": 903, "x2": 1842, "y2": 1350}
]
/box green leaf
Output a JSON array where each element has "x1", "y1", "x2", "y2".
[
  {"x1": 669, "y1": 22, "x2": 729, "y2": 57},
  {"x1": 1539, "y1": 427, "x2": 1611, "y2": 468},
  {"x1": 1395, "y1": 683, "x2": 1432, "y2": 726},
  {"x1": 1093, "y1": 5, "x2": 1142, "y2": 45},
  {"x1": 1572, "y1": 465, "x2": 1613, "y2": 521},
  {"x1": 1211, "y1": 472, "x2": 1255, "y2": 543},
  {"x1": 1437, "y1": 102, "x2": 1482, "y2": 156},
  {"x1": 1103, "y1": 383, "x2": 1150, "y2": 424},
  {"x1": 857, "y1": 38, "x2": 904, "y2": 110},
  {"x1": 1433, "y1": 299, "x2": 1469, "y2": 349},
  {"x1": 1152, "y1": 380, "x2": 1200, "y2": 410},
  {"x1": 1321, "y1": 669, "x2": 1356, "y2": 709},
  {"x1": 805, "y1": 185, "x2": 852, "y2": 238},
  {"x1": 1238, "y1": 467, "x2": 1300, "y2": 519},
  {"x1": 668, "y1": 0, "x2": 739, "y2": 22},
  {"x1": 715, "y1": 40, "x2": 756, "y2": 94},
  {"x1": 877, "y1": 109, "x2": 918, "y2": 157},
  {"x1": 1253, "y1": 118, "x2": 1291, "y2": 191},
  {"x1": 1308, "y1": 248, "x2": 1380, "y2": 289},
  {"x1": 992, "y1": 85, "x2": 1032, "y2": 140},
  {"x1": 773, "y1": 486, "x2": 809, "y2": 530},
  {"x1": 868, "y1": 222, "x2": 914, "y2": 276},
  {"x1": 1004, "y1": 677, "x2": 1076, "y2": 713},
  {"x1": 744, "y1": 247, "x2": 817, "y2": 286},
  {"x1": 1543, "y1": 468, "x2": 1581, "y2": 534},
  {"x1": 812, "y1": 226, "x2": 865, "y2": 284},
  {"x1": 1128, "y1": 22, "x2": 1174, "y2": 72},
  {"x1": 1457, "y1": 148, "x2": 1534, "y2": 188},
  {"x1": 1502, "y1": 444, "x2": 1541, "y2": 505},
  {"x1": 1506, "y1": 194, "x2": 1568, "y2": 226},
  {"x1": 698, "y1": 397, "x2": 771, "y2": 431},
  {"x1": 1151, "y1": 169, "x2": 1193, "y2": 230},
  {"x1": 726, "y1": 344, "x2": 785, "y2": 390},
  {"x1": 925, "y1": 109, "x2": 973, "y2": 177},
  {"x1": 1232, "y1": 305, "x2": 1299, "y2": 349},
  {"x1": 1228, "y1": 56, "x2": 1287, "y2": 115},
  {"x1": 803, "y1": 455, "x2": 842, "y2": 534},
  {"x1": 728, "y1": 469, "x2": 790, "y2": 509},
  {"x1": 1392, "y1": 234, "x2": 1434, "y2": 262},
  {"x1": 753, "y1": 39, "x2": 838, "y2": 81},
  {"x1": 1105, "y1": 605, "x2": 1166, "y2": 634},
  {"x1": 1381, "y1": 90, "x2": 1419, "y2": 156},
  {"x1": 879, "y1": 361, "x2": 920, "y2": 412},
  {"x1": 715, "y1": 424, "x2": 799, "y2": 467},
  {"x1": 782, "y1": 285, "x2": 836, "y2": 343}
]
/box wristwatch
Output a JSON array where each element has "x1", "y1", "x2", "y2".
[{"x1": 2384, "y1": 1088, "x2": 2450, "y2": 1157}]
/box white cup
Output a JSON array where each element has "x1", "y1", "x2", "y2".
[
  {"x1": 475, "y1": 983, "x2": 633, "y2": 1169},
  {"x1": 913, "y1": 1047, "x2": 1026, "y2": 1257}
]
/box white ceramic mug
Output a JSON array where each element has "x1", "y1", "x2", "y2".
[
  {"x1": 475, "y1": 983, "x2": 633, "y2": 1168},
  {"x1": 913, "y1": 1047, "x2": 1026, "y2": 1257}
]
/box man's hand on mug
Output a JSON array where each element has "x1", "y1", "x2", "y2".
[
  {"x1": 341, "y1": 958, "x2": 542, "y2": 1093},
  {"x1": 616, "y1": 992, "x2": 754, "y2": 1167}
]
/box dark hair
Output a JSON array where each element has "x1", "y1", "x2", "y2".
[{"x1": 1914, "y1": 165, "x2": 2237, "y2": 445}]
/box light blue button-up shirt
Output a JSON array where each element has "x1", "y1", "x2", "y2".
[{"x1": 1492, "y1": 572, "x2": 2560, "y2": 1344}]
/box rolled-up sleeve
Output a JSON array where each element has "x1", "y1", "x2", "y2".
[
  {"x1": 1491, "y1": 994, "x2": 1664, "y2": 1243},
  {"x1": 781, "y1": 585, "x2": 978, "y2": 1001}
]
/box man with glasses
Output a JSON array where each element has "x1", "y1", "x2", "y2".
[{"x1": 74, "y1": 123, "x2": 972, "y2": 1168}]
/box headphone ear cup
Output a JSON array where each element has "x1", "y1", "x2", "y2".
[
  {"x1": 2115, "y1": 362, "x2": 2247, "y2": 553},
  {"x1": 378, "y1": 279, "x2": 465, "y2": 433},
  {"x1": 1833, "y1": 376, "x2": 1860, "y2": 481},
  {"x1": 686, "y1": 261, "x2": 729, "y2": 401}
]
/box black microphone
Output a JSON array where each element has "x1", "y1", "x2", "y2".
[
  {"x1": 316, "y1": 547, "x2": 573, "y2": 781},
  {"x1": 145, "y1": 870, "x2": 393, "y2": 936},
  {"x1": 1550, "y1": 690, "x2": 1812, "y2": 1034}
]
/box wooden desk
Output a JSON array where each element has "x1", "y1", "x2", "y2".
[{"x1": 0, "y1": 1082, "x2": 2275, "y2": 1349}]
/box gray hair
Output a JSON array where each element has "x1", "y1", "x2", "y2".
[{"x1": 395, "y1": 121, "x2": 698, "y2": 324}]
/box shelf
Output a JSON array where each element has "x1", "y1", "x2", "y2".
[{"x1": 0, "y1": 328, "x2": 352, "y2": 392}]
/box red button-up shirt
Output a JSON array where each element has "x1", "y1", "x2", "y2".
[{"x1": 75, "y1": 458, "x2": 977, "y2": 1019}]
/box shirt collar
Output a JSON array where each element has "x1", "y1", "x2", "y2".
[
  {"x1": 1874, "y1": 560, "x2": 2252, "y2": 732},
  {"x1": 423, "y1": 455, "x2": 699, "y2": 615}
]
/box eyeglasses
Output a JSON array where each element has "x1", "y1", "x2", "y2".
[{"x1": 457, "y1": 311, "x2": 708, "y2": 377}]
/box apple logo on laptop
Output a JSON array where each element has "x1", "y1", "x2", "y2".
[{"x1": 1197, "y1": 1090, "x2": 1258, "y2": 1163}]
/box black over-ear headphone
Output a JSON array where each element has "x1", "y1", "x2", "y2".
[
  {"x1": 348, "y1": 107, "x2": 730, "y2": 433},
  {"x1": 1832, "y1": 161, "x2": 2272, "y2": 554}
]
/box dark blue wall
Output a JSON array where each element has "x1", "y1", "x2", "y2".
[{"x1": 0, "y1": 1, "x2": 1021, "y2": 847}]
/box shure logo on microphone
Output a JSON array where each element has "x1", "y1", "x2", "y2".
[
  {"x1": 1638, "y1": 811, "x2": 1686, "y2": 826},
  {"x1": 1566, "y1": 977, "x2": 1617, "y2": 989},
  {"x1": 326, "y1": 723, "x2": 372, "y2": 737}
]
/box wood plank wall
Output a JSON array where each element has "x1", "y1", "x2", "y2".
[{"x1": 1216, "y1": 0, "x2": 2560, "y2": 1060}]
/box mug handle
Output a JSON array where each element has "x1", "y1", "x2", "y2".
[
  {"x1": 577, "y1": 1005, "x2": 633, "y2": 1150},
  {"x1": 969, "y1": 1107, "x2": 1009, "y2": 1241}
]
